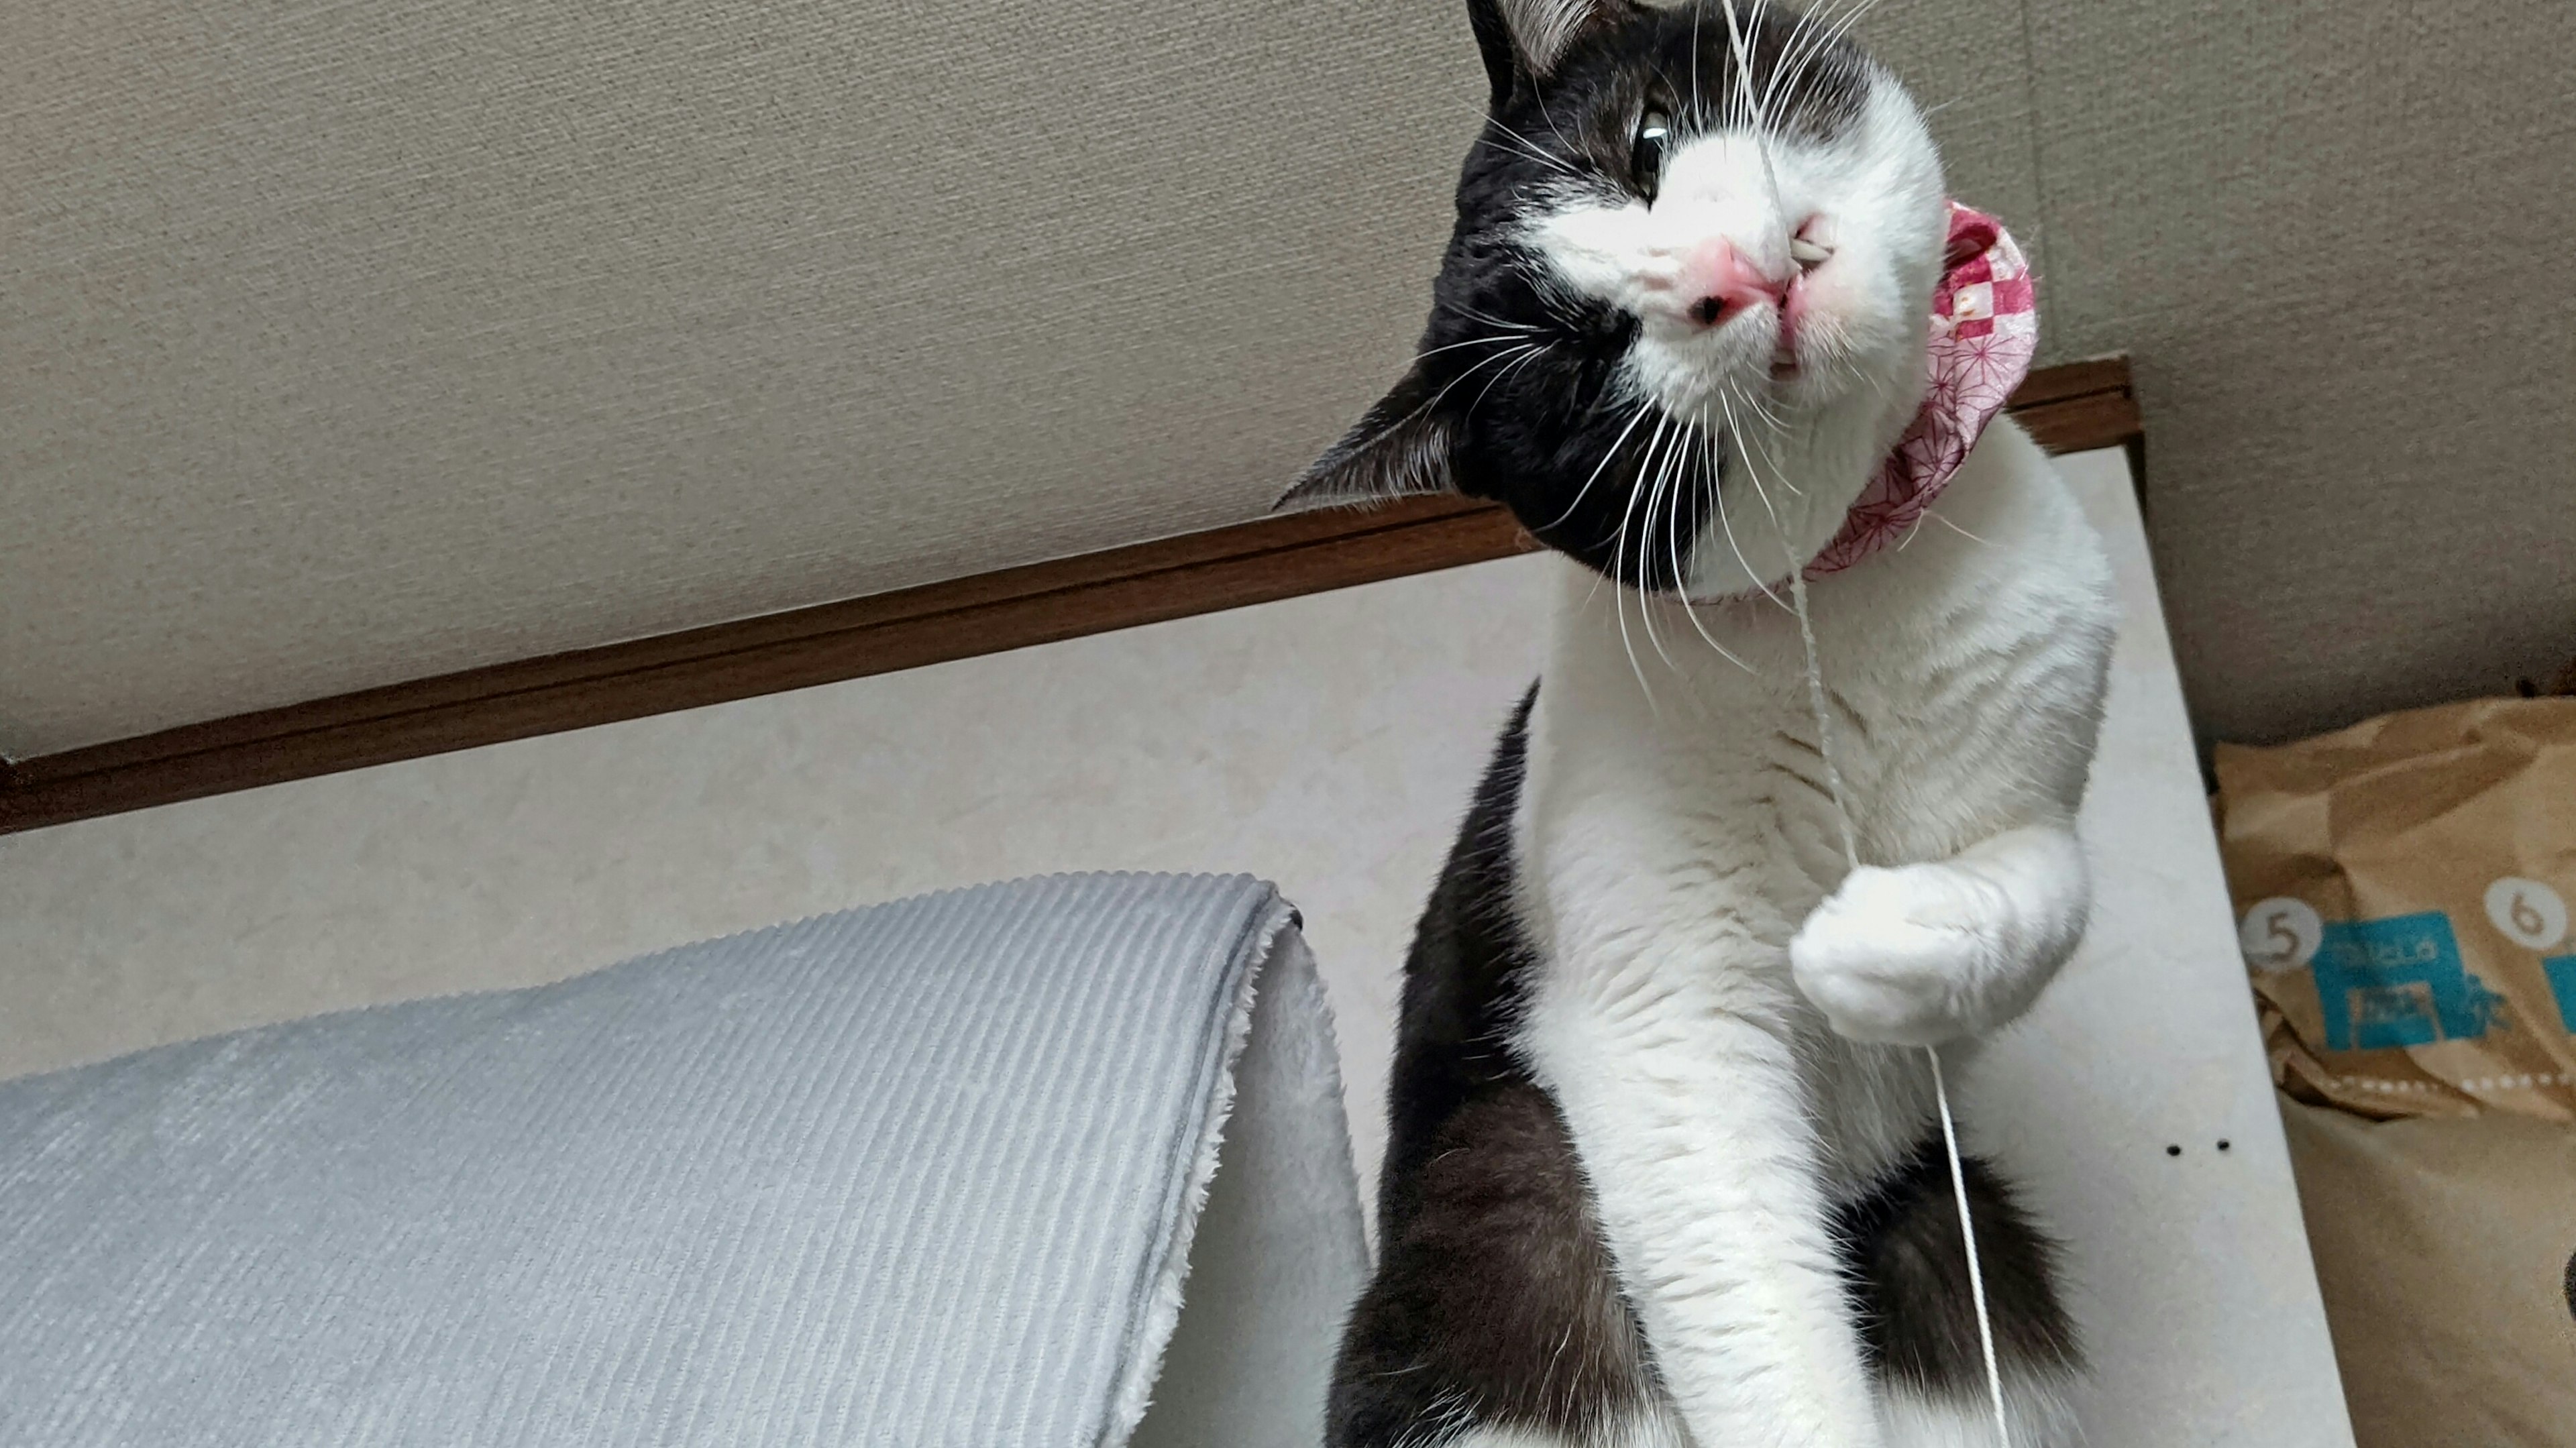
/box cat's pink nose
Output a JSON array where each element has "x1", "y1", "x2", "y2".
[{"x1": 1680, "y1": 238, "x2": 1792, "y2": 328}]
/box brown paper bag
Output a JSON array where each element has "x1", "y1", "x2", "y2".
[
  {"x1": 2215, "y1": 698, "x2": 2576, "y2": 1121},
  {"x1": 2277, "y1": 1097, "x2": 2576, "y2": 1447}
]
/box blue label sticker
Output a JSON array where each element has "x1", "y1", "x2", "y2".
[
  {"x1": 2544, "y1": 955, "x2": 2576, "y2": 1034},
  {"x1": 2312, "y1": 911, "x2": 2503, "y2": 1051}
]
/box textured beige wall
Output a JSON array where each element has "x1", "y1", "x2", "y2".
[
  {"x1": 2025, "y1": 1, "x2": 2576, "y2": 742},
  {"x1": 3, "y1": 0, "x2": 2568, "y2": 753}
]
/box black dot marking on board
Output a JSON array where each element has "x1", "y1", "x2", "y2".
[
  {"x1": 2165, "y1": 1144, "x2": 2182, "y2": 1157},
  {"x1": 2217, "y1": 1139, "x2": 2232, "y2": 1152}
]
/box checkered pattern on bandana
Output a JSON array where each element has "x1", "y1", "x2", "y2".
[{"x1": 1802, "y1": 202, "x2": 2037, "y2": 579}]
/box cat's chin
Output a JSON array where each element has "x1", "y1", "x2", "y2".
[
  {"x1": 1650, "y1": 349, "x2": 1897, "y2": 429},
  {"x1": 1770, "y1": 340, "x2": 1919, "y2": 415},
  {"x1": 1764, "y1": 363, "x2": 1850, "y2": 410}
]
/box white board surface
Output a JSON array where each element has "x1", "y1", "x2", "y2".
[{"x1": 0, "y1": 449, "x2": 2350, "y2": 1445}]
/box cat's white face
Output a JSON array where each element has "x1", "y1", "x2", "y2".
[
  {"x1": 1526, "y1": 75, "x2": 1945, "y2": 429},
  {"x1": 1286, "y1": 1, "x2": 1954, "y2": 598},
  {"x1": 1524, "y1": 70, "x2": 1949, "y2": 595}
]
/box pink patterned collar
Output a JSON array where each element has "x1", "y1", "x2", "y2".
[{"x1": 1799, "y1": 203, "x2": 2036, "y2": 579}]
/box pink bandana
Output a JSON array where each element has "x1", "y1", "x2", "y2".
[{"x1": 1800, "y1": 203, "x2": 2036, "y2": 579}]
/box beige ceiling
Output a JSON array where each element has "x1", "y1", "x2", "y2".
[{"x1": 5, "y1": 0, "x2": 2572, "y2": 759}]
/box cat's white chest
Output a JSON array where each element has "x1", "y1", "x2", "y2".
[{"x1": 1510, "y1": 425, "x2": 2117, "y2": 1166}]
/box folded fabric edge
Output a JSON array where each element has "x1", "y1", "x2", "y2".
[
  {"x1": 1, "y1": 871, "x2": 1279, "y2": 1095},
  {"x1": 1103, "y1": 887, "x2": 1305, "y2": 1444}
]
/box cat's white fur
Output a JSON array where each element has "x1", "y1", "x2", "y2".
[{"x1": 1490, "y1": 56, "x2": 2116, "y2": 1448}]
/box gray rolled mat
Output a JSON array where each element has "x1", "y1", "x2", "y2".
[{"x1": 0, "y1": 872, "x2": 1366, "y2": 1447}]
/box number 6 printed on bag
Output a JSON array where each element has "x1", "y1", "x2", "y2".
[{"x1": 2485, "y1": 878, "x2": 2569, "y2": 953}]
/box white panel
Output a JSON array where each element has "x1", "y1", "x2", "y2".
[
  {"x1": 1969, "y1": 449, "x2": 2356, "y2": 1445},
  {"x1": 0, "y1": 549, "x2": 1559, "y2": 1214},
  {"x1": 0, "y1": 449, "x2": 2349, "y2": 1443}
]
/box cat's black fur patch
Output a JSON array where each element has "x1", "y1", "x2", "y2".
[
  {"x1": 1330, "y1": 689, "x2": 1663, "y2": 1445},
  {"x1": 1329, "y1": 688, "x2": 2081, "y2": 1445},
  {"x1": 1833, "y1": 1139, "x2": 2084, "y2": 1391}
]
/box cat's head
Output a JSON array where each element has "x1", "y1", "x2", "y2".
[{"x1": 1284, "y1": 0, "x2": 1949, "y2": 596}]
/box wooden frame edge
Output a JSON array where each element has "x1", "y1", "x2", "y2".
[{"x1": 1, "y1": 357, "x2": 2137, "y2": 834}]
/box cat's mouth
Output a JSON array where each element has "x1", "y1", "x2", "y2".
[{"x1": 1768, "y1": 345, "x2": 1803, "y2": 381}]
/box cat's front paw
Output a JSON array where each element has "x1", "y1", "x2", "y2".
[{"x1": 1788, "y1": 863, "x2": 2001, "y2": 1046}]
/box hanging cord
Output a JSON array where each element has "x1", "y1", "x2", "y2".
[{"x1": 1784, "y1": 567, "x2": 2012, "y2": 1447}]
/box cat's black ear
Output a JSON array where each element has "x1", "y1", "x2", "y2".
[
  {"x1": 1467, "y1": 0, "x2": 1630, "y2": 100},
  {"x1": 1275, "y1": 368, "x2": 1458, "y2": 511}
]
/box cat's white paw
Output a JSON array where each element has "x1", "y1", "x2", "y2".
[{"x1": 1788, "y1": 863, "x2": 2002, "y2": 1046}]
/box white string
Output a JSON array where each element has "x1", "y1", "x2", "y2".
[
  {"x1": 1929, "y1": 1036, "x2": 2012, "y2": 1448},
  {"x1": 1784, "y1": 567, "x2": 2012, "y2": 1448}
]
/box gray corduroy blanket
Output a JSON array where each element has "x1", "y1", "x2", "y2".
[{"x1": 0, "y1": 872, "x2": 1366, "y2": 1447}]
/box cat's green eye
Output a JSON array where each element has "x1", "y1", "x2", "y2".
[{"x1": 1631, "y1": 108, "x2": 1674, "y2": 202}]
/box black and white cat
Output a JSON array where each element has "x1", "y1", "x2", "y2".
[{"x1": 1284, "y1": 2, "x2": 2116, "y2": 1445}]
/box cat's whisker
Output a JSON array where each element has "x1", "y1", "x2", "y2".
[
  {"x1": 1747, "y1": 0, "x2": 1788, "y2": 127},
  {"x1": 1413, "y1": 333, "x2": 1538, "y2": 363},
  {"x1": 1480, "y1": 136, "x2": 1578, "y2": 175},
  {"x1": 1664, "y1": 416, "x2": 1691, "y2": 608},
  {"x1": 1716, "y1": 1, "x2": 1765, "y2": 137},
  {"x1": 1417, "y1": 338, "x2": 1549, "y2": 414},
  {"x1": 1485, "y1": 118, "x2": 1582, "y2": 178},
  {"x1": 1733, "y1": 0, "x2": 1774, "y2": 133},
  {"x1": 1614, "y1": 549, "x2": 1657, "y2": 716},
  {"x1": 1317, "y1": 341, "x2": 1546, "y2": 486},
  {"x1": 1741, "y1": 462, "x2": 1794, "y2": 550},
  {"x1": 1932, "y1": 510, "x2": 1993, "y2": 545},
  {"x1": 1767, "y1": 0, "x2": 1885, "y2": 133},
  {"x1": 1778, "y1": 0, "x2": 1892, "y2": 122},
  {"x1": 1531, "y1": 85, "x2": 1577, "y2": 154},
  {"x1": 1688, "y1": 1, "x2": 1706, "y2": 131},
  {"x1": 1717, "y1": 0, "x2": 1789, "y2": 205},
  {"x1": 1462, "y1": 343, "x2": 1544, "y2": 408},
  {"x1": 1733, "y1": 378, "x2": 1788, "y2": 434},
  {"x1": 1726, "y1": 384, "x2": 1803, "y2": 494},
  {"x1": 1468, "y1": 343, "x2": 1552, "y2": 419},
  {"x1": 1648, "y1": 417, "x2": 1690, "y2": 669},
  {"x1": 1448, "y1": 305, "x2": 1546, "y2": 341},
  {"x1": 1613, "y1": 416, "x2": 1671, "y2": 707},
  {"x1": 1656, "y1": 418, "x2": 1758, "y2": 675},
  {"x1": 1700, "y1": 443, "x2": 1782, "y2": 610},
  {"x1": 1707, "y1": 407, "x2": 1789, "y2": 613},
  {"x1": 1723, "y1": 392, "x2": 1799, "y2": 542},
  {"x1": 1769, "y1": 0, "x2": 1848, "y2": 85},
  {"x1": 1721, "y1": 378, "x2": 1782, "y2": 449},
  {"x1": 1676, "y1": 418, "x2": 1760, "y2": 671},
  {"x1": 1539, "y1": 401, "x2": 1656, "y2": 533},
  {"x1": 1658, "y1": 417, "x2": 1705, "y2": 643},
  {"x1": 1630, "y1": 417, "x2": 1682, "y2": 672},
  {"x1": 1474, "y1": 136, "x2": 1573, "y2": 175},
  {"x1": 1760, "y1": 0, "x2": 1838, "y2": 119},
  {"x1": 1716, "y1": 394, "x2": 1805, "y2": 609}
]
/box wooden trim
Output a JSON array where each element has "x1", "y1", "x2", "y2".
[{"x1": 1, "y1": 357, "x2": 2138, "y2": 834}]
